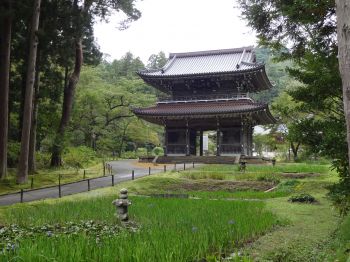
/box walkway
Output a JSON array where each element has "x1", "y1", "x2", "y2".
[{"x1": 0, "y1": 160, "x2": 195, "y2": 206}]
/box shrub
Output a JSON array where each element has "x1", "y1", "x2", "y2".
[
  {"x1": 288, "y1": 193, "x2": 317, "y2": 203},
  {"x1": 7, "y1": 141, "x2": 20, "y2": 167},
  {"x1": 63, "y1": 146, "x2": 97, "y2": 169},
  {"x1": 257, "y1": 174, "x2": 280, "y2": 184},
  {"x1": 136, "y1": 148, "x2": 148, "y2": 157},
  {"x1": 152, "y1": 147, "x2": 164, "y2": 156},
  {"x1": 35, "y1": 152, "x2": 51, "y2": 169},
  {"x1": 121, "y1": 151, "x2": 137, "y2": 159}
]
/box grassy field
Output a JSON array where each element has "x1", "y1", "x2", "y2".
[
  {"x1": 0, "y1": 196, "x2": 278, "y2": 261},
  {"x1": 0, "y1": 163, "x2": 105, "y2": 195},
  {"x1": 0, "y1": 162, "x2": 349, "y2": 261}
]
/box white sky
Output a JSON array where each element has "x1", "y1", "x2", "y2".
[{"x1": 94, "y1": 0, "x2": 257, "y2": 63}]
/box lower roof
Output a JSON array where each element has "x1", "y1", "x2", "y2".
[{"x1": 133, "y1": 99, "x2": 276, "y2": 126}]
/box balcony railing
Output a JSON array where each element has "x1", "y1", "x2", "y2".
[{"x1": 157, "y1": 93, "x2": 252, "y2": 104}]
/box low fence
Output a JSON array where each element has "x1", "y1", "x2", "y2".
[{"x1": 0, "y1": 162, "x2": 197, "y2": 206}]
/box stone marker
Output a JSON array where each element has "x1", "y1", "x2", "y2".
[{"x1": 112, "y1": 188, "x2": 131, "y2": 222}]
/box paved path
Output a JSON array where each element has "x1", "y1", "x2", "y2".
[{"x1": 0, "y1": 160, "x2": 197, "y2": 206}]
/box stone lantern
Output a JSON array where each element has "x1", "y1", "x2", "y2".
[{"x1": 112, "y1": 188, "x2": 131, "y2": 222}]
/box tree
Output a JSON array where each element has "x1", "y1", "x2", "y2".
[
  {"x1": 50, "y1": 0, "x2": 141, "y2": 166},
  {"x1": 147, "y1": 51, "x2": 167, "y2": 69},
  {"x1": 0, "y1": 0, "x2": 12, "y2": 179},
  {"x1": 271, "y1": 90, "x2": 307, "y2": 160},
  {"x1": 238, "y1": 0, "x2": 350, "y2": 213},
  {"x1": 335, "y1": 0, "x2": 350, "y2": 215},
  {"x1": 336, "y1": 2, "x2": 350, "y2": 168},
  {"x1": 17, "y1": 0, "x2": 41, "y2": 183}
]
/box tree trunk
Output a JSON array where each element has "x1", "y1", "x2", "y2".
[
  {"x1": 50, "y1": 39, "x2": 83, "y2": 167},
  {"x1": 17, "y1": 0, "x2": 41, "y2": 184},
  {"x1": 290, "y1": 142, "x2": 300, "y2": 161},
  {"x1": 336, "y1": 0, "x2": 350, "y2": 172},
  {"x1": 0, "y1": 0, "x2": 11, "y2": 180},
  {"x1": 28, "y1": 58, "x2": 40, "y2": 174}
]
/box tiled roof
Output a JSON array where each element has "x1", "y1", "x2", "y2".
[
  {"x1": 138, "y1": 46, "x2": 261, "y2": 77},
  {"x1": 133, "y1": 99, "x2": 270, "y2": 117}
]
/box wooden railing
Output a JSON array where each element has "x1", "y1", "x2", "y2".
[{"x1": 158, "y1": 93, "x2": 252, "y2": 104}]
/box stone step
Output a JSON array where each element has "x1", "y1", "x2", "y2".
[{"x1": 155, "y1": 156, "x2": 237, "y2": 164}]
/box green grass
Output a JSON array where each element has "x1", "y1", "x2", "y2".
[
  {"x1": 1, "y1": 196, "x2": 278, "y2": 261},
  {"x1": 0, "y1": 163, "x2": 105, "y2": 195},
  {"x1": 321, "y1": 214, "x2": 350, "y2": 261},
  {"x1": 180, "y1": 163, "x2": 332, "y2": 183},
  {"x1": 242, "y1": 195, "x2": 341, "y2": 261},
  {"x1": 188, "y1": 190, "x2": 288, "y2": 199}
]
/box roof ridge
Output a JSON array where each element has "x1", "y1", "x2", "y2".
[{"x1": 169, "y1": 46, "x2": 255, "y2": 58}]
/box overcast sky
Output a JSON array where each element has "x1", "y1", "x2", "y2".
[{"x1": 94, "y1": 0, "x2": 257, "y2": 63}]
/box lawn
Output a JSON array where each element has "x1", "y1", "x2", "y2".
[
  {"x1": 0, "y1": 163, "x2": 106, "y2": 195},
  {"x1": 0, "y1": 162, "x2": 349, "y2": 261}
]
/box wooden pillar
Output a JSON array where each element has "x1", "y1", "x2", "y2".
[
  {"x1": 241, "y1": 123, "x2": 248, "y2": 156},
  {"x1": 216, "y1": 119, "x2": 221, "y2": 156},
  {"x1": 164, "y1": 125, "x2": 168, "y2": 156},
  {"x1": 248, "y1": 125, "x2": 253, "y2": 156},
  {"x1": 186, "y1": 121, "x2": 190, "y2": 156},
  {"x1": 199, "y1": 130, "x2": 203, "y2": 156}
]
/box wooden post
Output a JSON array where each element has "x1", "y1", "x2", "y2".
[
  {"x1": 31, "y1": 177, "x2": 34, "y2": 189},
  {"x1": 186, "y1": 126, "x2": 190, "y2": 156},
  {"x1": 174, "y1": 163, "x2": 176, "y2": 170},
  {"x1": 87, "y1": 179, "x2": 90, "y2": 191},
  {"x1": 103, "y1": 161, "x2": 106, "y2": 176},
  {"x1": 192, "y1": 162, "x2": 195, "y2": 168},
  {"x1": 20, "y1": 189, "x2": 24, "y2": 203},
  {"x1": 183, "y1": 163, "x2": 186, "y2": 170},
  {"x1": 164, "y1": 165, "x2": 166, "y2": 172},
  {"x1": 132, "y1": 170, "x2": 135, "y2": 180},
  {"x1": 58, "y1": 174, "x2": 61, "y2": 198},
  {"x1": 112, "y1": 175, "x2": 114, "y2": 186},
  {"x1": 149, "y1": 166, "x2": 151, "y2": 175},
  {"x1": 83, "y1": 169, "x2": 86, "y2": 179},
  {"x1": 164, "y1": 125, "x2": 168, "y2": 157},
  {"x1": 199, "y1": 130, "x2": 203, "y2": 156}
]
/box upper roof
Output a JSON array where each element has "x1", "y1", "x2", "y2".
[
  {"x1": 137, "y1": 46, "x2": 273, "y2": 92},
  {"x1": 140, "y1": 47, "x2": 260, "y2": 76}
]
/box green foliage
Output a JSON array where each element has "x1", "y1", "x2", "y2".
[
  {"x1": 70, "y1": 64, "x2": 160, "y2": 157},
  {"x1": 238, "y1": 0, "x2": 349, "y2": 214},
  {"x1": 35, "y1": 152, "x2": 51, "y2": 169},
  {"x1": 63, "y1": 146, "x2": 97, "y2": 169},
  {"x1": 288, "y1": 193, "x2": 317, "y2": 203},
  {"x1": 151, "y1": 146, "x2": 164, "y2": 156},
  {"x1": 256, "y1": 174, "x2": 280, "y2": 184},
  {"x1": 136, "y1": 147, "x2": 148, "y2": 157},
  {"x1": 7, "y1": 141, "x2": 20, "y2": 167}
]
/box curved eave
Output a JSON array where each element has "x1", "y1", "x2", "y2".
[{"x1": 132, "y1": 105, "x2": 276, "y2": 126}]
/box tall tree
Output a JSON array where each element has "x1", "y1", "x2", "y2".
[
  {"x1": 17, "y1": 0, "x2": 41, "y2": 183},
  {"x1": 336, "y1": 0, "x2": 350, "y2": 173},
  {"x1": 50, "y1": 0, "x2": 141, "y2": 166},
  {"x1": 0, "y1": 0, "x2": 12, "y2": 179}
]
